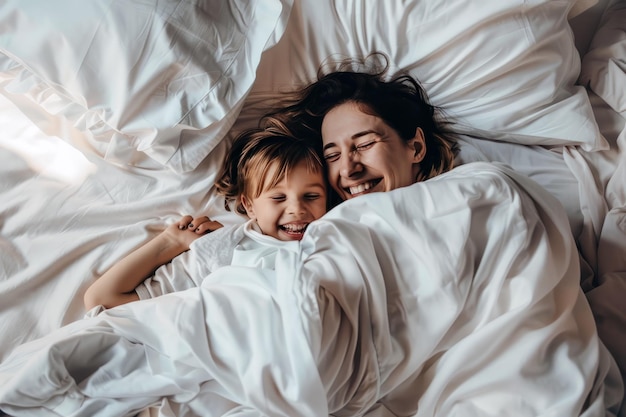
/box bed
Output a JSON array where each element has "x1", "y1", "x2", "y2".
[{"x1": 0, "y1": 0, "x2": 624, "y2": 416}]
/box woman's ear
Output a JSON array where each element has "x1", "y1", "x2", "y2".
[
  {"x1": 241, "y1": 195, "x2": 256, "y2": 220},
  {"x1": 410, "y1": 127, "x2": 427, "y2": 163}
]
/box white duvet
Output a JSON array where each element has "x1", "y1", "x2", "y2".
[{"x1": 0, "y1": 163, "x2": 622, "y2": 417}]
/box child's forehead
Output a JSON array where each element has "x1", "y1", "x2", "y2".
[{"x1": 259, "y1": 159, "x2": 324, "y2": 188}]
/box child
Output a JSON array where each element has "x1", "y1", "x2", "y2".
[{"x1": 83, "y1": 127, "x2": 328, "y2": 311}]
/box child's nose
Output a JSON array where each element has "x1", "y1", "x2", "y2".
[{"x1": 287, "y1": 199, "x2": 306, "y2": 215}]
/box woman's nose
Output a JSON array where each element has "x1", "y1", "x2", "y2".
[{"x1": 339, "y1": 151, "x2": 362, "y2": 178}]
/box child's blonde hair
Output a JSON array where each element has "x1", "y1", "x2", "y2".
[{"x1": 215, "y1": 127, "x2": 325, "y2": 216}]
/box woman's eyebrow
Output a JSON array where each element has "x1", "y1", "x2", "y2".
[
  {"x1": 322, "y1": 142, "x2": 336, "y2": 151},
  {"x1": 352, "y1": 129, "x2": 377, "y2": 139},
  {"x1": 322, "y1": 130, "x2": 378, "y2": 151}
]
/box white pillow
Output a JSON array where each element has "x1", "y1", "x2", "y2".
[
  {"x1": 580, "y1": 0, "x2": 626, "y2": 116},
  {"x1": 0, "y1": 0, "x2": 292, "y2": 173},
  {"x1": 249, "y1": 0, "x2": 608, "y2": 151}
]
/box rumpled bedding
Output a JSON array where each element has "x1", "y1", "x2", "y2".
[
  {"x1": 577, "y1": 0, "x2": 626, "y2": 390},
  {"x1": 0, "y1": 162, "x2": 623, "y2": 417}
]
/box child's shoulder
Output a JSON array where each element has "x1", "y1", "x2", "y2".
[{"x1": 190, "y1": 222, "x2": 247, "y2": 252}]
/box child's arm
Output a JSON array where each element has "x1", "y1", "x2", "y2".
[{"x1": 84, "y1": 215, "x2": 223, "y2": 310}]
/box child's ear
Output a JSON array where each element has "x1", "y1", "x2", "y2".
[
  {"x1": 241, "y1": 195, "x2": 256, "y2": 220},
  {"x1": 409, "y1": 127, "x2": 427, "y2": 163}
]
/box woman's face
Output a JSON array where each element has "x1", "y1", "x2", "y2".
[{"x1": 321, "y1": 101, "x2": 425, "y2": 201}]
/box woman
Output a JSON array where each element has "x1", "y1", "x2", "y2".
[{"x1": 262, "y1": 55, "x2": 458, "y2": 204}]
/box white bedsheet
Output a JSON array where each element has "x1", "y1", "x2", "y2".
[
  {"x1": 0, "y1": 92, "x2": 243, "y2": 361},
  {"x1": 0, "y1": 163, "x2": 622, "y2": 417}
]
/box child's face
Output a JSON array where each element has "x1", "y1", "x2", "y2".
[{"x1": 242, "y1": 161, "x2": 327, "y2": 241}]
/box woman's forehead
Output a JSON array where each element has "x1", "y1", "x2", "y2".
[{"x1": 322, "y1": 102, "x2": 386, "y2": 144}]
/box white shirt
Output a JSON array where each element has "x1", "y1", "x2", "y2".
[{"x1": 135, "y1": 220, "x2": 298, "y2": 300}]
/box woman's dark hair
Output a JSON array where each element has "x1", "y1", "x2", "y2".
[{"x1": 262, "y1": 53, "x2": 458, "y2": 182}]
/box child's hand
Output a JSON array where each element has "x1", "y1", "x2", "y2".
[
  {"x1": 161, "y1": 215, "x2": 224, "y2": 251},
  {"x1": 177, "y1": 215, "x2": 224, "y2": 234}
]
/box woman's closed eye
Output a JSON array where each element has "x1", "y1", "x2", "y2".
[
  {"x1": 324, "y1": 151, "x2": 341, "y2": 163},
  {"x1": 324, "y1": 140, "x2": 380, "y2": 162},
  {"x1": 355, "y1": 140, "x2": 377, "y2": 152}
]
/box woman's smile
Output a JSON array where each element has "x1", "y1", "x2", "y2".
[{"x1": 343, "y1": 178, "x2": 382, "y2": 197}]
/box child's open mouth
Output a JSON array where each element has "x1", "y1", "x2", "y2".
[{"x1": 279, "y1": 222, "x2": 309, "y2": 239}]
